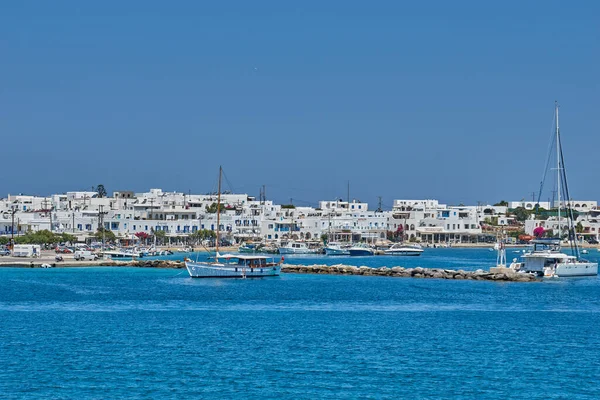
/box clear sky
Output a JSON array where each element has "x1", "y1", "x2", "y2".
[{"x1": 2, "y1": 1, "x2": 599, "y2": 208}]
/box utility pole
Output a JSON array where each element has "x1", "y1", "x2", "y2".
[
  {"x1": 10, "y1": 207, "x2": 16, "y2": 250},
  {"x1": 42, "y1": 198, "x2": 53, "y2": 232},
  {"x1": 531, "y1": 192, "x2": 536, "y2": 202},
  {"x1": 377, "y1": 196, "x2": 383, "y2": 213},
  {"x1": 98, "y1": 205, "x2": 108, "y2": 254},
  {"x1": 72, "y1": 211, "x2": 75, "y2": 233},
  {"x1": 347, "y1": 181, "x2": 350, "y2": 204}
]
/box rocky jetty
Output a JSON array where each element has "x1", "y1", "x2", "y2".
[
  {"x1": 96, "y1": 260, "x2": 185, "y2": 269},
  {"x1": 281, "y1": 264, "x2": 537, "y2": 282},
  {"x1": 10, "y1": 259, "x2": 186, "y2": 269}
]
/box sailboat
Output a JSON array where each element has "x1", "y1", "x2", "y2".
[
  {"x1": 518, "y1": 103, "x2": 598, "y2": 277},
  {"x1": 185, "y1": 167, "x2": 283, "y2": 278}
]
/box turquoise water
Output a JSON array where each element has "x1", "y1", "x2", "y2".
[{"x1": 2, "y1": 248, "x2": 600, "y2": 399}]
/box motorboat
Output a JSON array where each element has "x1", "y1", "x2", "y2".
[
  {"x1": 278, "y1": 241, "x2": 316, "y2": 255},
  {"x1": 348, "y1": 243, "x2": 374, "y2": 256},
  {"x1": 384, "y1": 243, "x2": 423, "y2": 256},
  {"x1": 324, "y1": 242, "x2": 351, "y2": 256}
]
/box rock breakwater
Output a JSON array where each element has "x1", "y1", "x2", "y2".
[{"x1": 281, "y1": 264, "x2": 537, "y2": 282}]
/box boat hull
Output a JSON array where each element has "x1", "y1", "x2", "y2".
[
  {"x1": 325, "y1": 248, "x2": 350, "y2": 256},
  {"x1": 384, "y1": 250, "x2": 422, "y2": 256},
  {"x1": 278, "y1": 248, "x2": 315, "y2": 255},
  {"x1": 554, "y1": 262, "x2": 598, "y2": 277},
  {"x1": 348, "y1": 249, "x2": 374, "y2": 256},
  {"x1": 185, "y1": 262, "x2": 281, "y2": 278}
]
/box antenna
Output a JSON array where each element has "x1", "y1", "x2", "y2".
[{"x1": 347, "y1": 181, "x2": 350, "y2": 204}]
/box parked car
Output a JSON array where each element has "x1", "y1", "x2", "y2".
[
  {"x1": 56, "y1": 246, "x2": 74, "y2": 254},
  {"x1": 74, "y1": 250, "x2": 98, "y2": 261},
  {"x1": 0, "y1": 248, "x2": 11, "y2": 256},
  {"x1": 587, "y1": 238, "x2": 599, "y2": 244}
]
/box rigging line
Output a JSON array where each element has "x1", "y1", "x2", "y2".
[
  {"x1": 220, "y1": 168, "x2": 236, "y2": 194},
  {"x1": 558, "y1": 132, "x2": 580, "y2": 259},
  {"x1": 536, "y1": 112, "x2": 559, "y2": 209}
]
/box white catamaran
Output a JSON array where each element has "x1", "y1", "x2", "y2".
[
  {"x1": 185, "y1": 167, "x2": 283, "y2": 278},
  {"x1": 516, "y1": 103, "x2": 597, "y2": 278}
]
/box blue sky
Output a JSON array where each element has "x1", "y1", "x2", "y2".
[{"x1": 2, "y1": 1, "x2": 599, "y2": 208}]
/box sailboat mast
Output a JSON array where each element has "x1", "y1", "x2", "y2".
[
  {"x1": 216, "y1": 166, "x2": 222, "y2": 255},
  {"x1": 556, "y1": 101, "x2": 561, "y2": 232}
]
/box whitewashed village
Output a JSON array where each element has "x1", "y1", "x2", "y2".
[{"x1": 1, "y1": 187, "x2": 599, "y2": 249}]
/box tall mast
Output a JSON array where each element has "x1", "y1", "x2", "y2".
[
  {"x1": 216, "y1": 166, "x2": 222, "y2": 255},
  {"x1": 556, "y1": 101, "x2": 561, "y2": 232}
]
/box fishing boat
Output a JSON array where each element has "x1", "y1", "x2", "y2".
[
  {"x1": 186, "y1": 254, "x2": 282, "y2": 278},
  {"x1": 324, "y1": 242, "x2": 351, "y2": 256},
  {"x1": 238, "y1": 242, "x2": 260, "y2": 253},
  {"x1": 517, "y1": 103, "x2": 597, "y2": 277},
  {"x1": 185, "y1": 167, "x2": 282, "y2": 278},
  {"x1": 278, "y1": 241, "x2": 316, "y2": 255},
  {"x1": 348, "y1": 243, "x2": 374, "y2": 256},
  {"x1": 384, "y1": 243, "x2": 423, "y2": 256}
]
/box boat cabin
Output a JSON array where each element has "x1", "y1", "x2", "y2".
[
  {"x1": 521, "y1": 239, "x2": 571, "y2": 273},
  {"x1": 218, "y1": 254, "x2": 276, "y2": 268}
]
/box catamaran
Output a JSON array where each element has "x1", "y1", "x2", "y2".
[
  {"x1": 516, "y1": 103, "x2": 597, "y2": 278},
  {"x1": 185, "y1": 167, "x2": 283, "y2": 278}
]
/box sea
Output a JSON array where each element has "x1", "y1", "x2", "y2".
[{"x1": 1, "y1": 248, "x2": 600, "y2": 399}]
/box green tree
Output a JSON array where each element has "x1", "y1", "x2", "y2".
[
  {"x1": 205, "y1": 203, "x2": 224, "y2": 213},
  {"x1": 513, "y1": 207, "x2": 531, "y2": 222},
  {"x1": 576, "y1": 222, "x2": 584, "y2": 234},
  {"x1": 96, "y1": 184, "x2": 108, "y2": 198},
  {"x1": 494, "y1": 200, "x2": 509, "y2": 207},
  {"x1": 94, "y1": 228, "x2": 116, "y2": 242},
  {"x1": 153, "y1": 229, "x2": 167, "y2": 244},
  {"x1": 320, "y1": 233, "x2": 328, "y2": 244},
  {"x1": 60, "y1": 233, "x2": 77, "y2": 243}
]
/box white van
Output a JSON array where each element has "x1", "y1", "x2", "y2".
[
  {"x1": 74, "y1": 250, "x2": 98, "y2": 261},
  {"x1": 13, "y1": 245, "x2": 41, "y2": 257}
]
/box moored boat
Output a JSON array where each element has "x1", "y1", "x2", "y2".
[
  {"x1": 384, "y1": 243, "x2": 423, "y2": 256},
  {"x1": 186, "y1": 254, "x2": 282, "y2": 278},
  {"x1": 348, "y1": 243, "x2": 374, "y2": 256},
  {"x1": 184, "y1": 166, "x2": 282, "y2": 279},
  {"x1": 324, "y1": 242, "x2": 351, "y2": 256},
  {"x1": 514, "y1": 239, "x2": 598, "y2": 277},
  {"x1": 278, "y1": 241, "x2": 316, "y2": 255},
  {"x1": 515, "y1": 103, "x2": 597, "y2": 278}
]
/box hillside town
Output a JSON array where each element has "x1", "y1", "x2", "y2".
[{"x1": 1, "y1": 187, "x2": 598, "y2": 246}]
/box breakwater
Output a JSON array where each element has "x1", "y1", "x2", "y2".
[
  {"x1": 1, "y1": 260, "x2": 186, "y2": 269},
  {"x1": 3, "y1": 259, "x2": 537, "y2": 281},
  {"x1": 281, "y1": 264, "x2": 538, "y2": 282}
]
